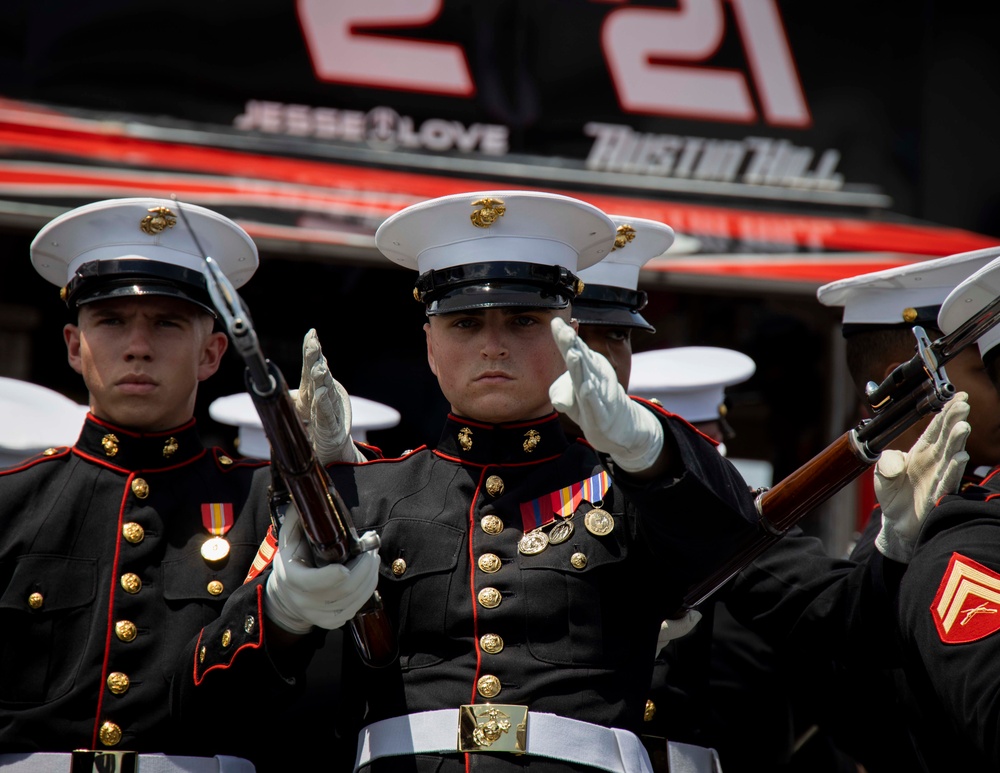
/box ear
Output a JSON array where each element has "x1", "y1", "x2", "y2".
[
  {"x1": 424, "y1": 321, "x2": 439, "y2": 377},
  {"x1": 880, "y1": 360, "x2": 904, "y2": 382},
  {"x1": 197, "y1": 331, "x2": 229, "y2": 382},
  {"x1": 64, "y1": 323, "x2": 83, "y2": 374}
]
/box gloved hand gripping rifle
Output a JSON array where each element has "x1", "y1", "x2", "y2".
[
  {"x1": 674, "y1": 294, "x2": 1000, "y2": 614},
  {"x1": 203, "y1": 256, "x2": 397, "y2": 668}
]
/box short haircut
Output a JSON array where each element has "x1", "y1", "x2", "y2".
[{"x1": 844, "y1": 326, "x2": 940, "y2": 398}]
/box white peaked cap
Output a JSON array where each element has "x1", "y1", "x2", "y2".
[
  {"x1": 816, "y1": 247, "x2": 1000, "y2": 328},
  {"x1": 376, "y1": 190, "x2": 615, "y2": 274},
  {"x1": 937, "y1": 254, "x2": 1000, "y2": 359},
  {"x1": 628, "y1": 347, "x2": 756, "y2": 423},
  {"x1": 577, "y1": 215, "x2": 675, "y2": 289},
  {"x1": 208, "y1": 392, "x2": 402, "y2": 458},
  {"x1": 0, "y1": 377, "x2": 89, "y2": 466},
  {"x1": 375, "y1": 191, "x2": 616, "y2": 315},
  {"x1": 31, "y1": 197, "x2": 258, "y2": 313}
]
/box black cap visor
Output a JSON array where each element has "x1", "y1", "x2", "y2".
[
  {"x1": 66, "y1": 259, "x2": 216, "y2": 317},
  {"x1": 416, "y1": 262, "x2": 581, "y2": 316},
  {"x1": 571, "y1": 285, "x2": 654, "y2": 332}
]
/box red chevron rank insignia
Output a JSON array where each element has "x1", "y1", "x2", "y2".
[{"x1": 931, "y1": 553, "x2": 1000, "y2": 644}]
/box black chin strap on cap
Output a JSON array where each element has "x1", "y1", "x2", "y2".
[
  {"x1": 414, "y1": 261, "x2": 584, "y2": 313},
  {"x1": 575, "y1": 284, "x2": 648, "y2": 312}
]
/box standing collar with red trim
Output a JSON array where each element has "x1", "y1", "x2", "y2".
[
  {"x1": 435, "y1": 413, "x2": 571, "y2": 465},
  {"x1": 76, "y1": 415, "x2": 205, "y2": 470}
]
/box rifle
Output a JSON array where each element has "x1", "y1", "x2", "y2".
[
  {"x1": 201, "y1": 254, "x2": 398, "y2": 668},
  {"x1": 675, "y1": 289, "x2": 1000, "y2": 613}
]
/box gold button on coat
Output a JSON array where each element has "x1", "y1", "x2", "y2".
[
  {"x1": 107, "y1": 672, "x2": 130, "y2": 695},
  {"x1": 478, "y1": 553, "x2": 501, "y2": 573},
  {"x1": 207, "y1": 580, "x2": 224, "y2": 595},
  {"x1": 480, "y1": 633, "x2": 504, "y2": 654},
  {"x1": 115, "y1": 620, "x2": 137, "y2": 642},
  {"x1": 199, "y1": 645, "x2": 206, "y2": 663},
  {"x1": 478, "y1": 587, "x2": 502, "y2": 608},
  {"x1": 391, "y1": 558, "x2": 407, "y2": 576},
  {"x1": 219, "y1": 455, "x2": 233, "y2": 466},
  {"x1": 481, "y1": 515, "x2": 503, "y2": 535},
  {"x1": 120, "y1": 573, "x2": 141, "y2": 594},
  {"x1": 644, "y1": 699, "x2": 656, "y2": 722},
  {"x1": 485, "y1": 475, "x2": 504, "y2": 497},
  {"x1": 222, "y1": 629, "x2": 232, "y2": 647},
  {"x1": 244, "y1": 615, "x2": 256, "y2": 634},
  {"x1": 570, "y1": 552, "x2": 588, "y2": 569},
  {"x1": 99, "y1": 721, "x2": 122, "y2": 747},
  {"x1": 477, "y1": 674, "x2": 501, "y2": 698},
  {"x1": 28, "y1": 592, "x2": 43, "y2": 609},
  {"x1": 131, "y1": 478, "x2": 149, "y2": 499},
  {"x1": 122, "y1": 522, "x2": 144, "y2": 543}
]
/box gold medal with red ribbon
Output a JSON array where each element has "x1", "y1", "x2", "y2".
[
  {"x1": 931, "y1": 552, "x2": 1000, "y2": 644},
  {"x1": 517, "y1": 471, "x2": 611, "y2": 552},
  {"x1": 201, "y1": 502, "x2": 234, "y2": 562}
]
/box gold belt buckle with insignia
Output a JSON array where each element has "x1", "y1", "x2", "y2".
[{"x1": 458, "y1": 704, "x2": 528, "y2": 753}]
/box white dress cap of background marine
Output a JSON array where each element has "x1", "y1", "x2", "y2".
[
  {"x1": 628, "y1": 346, "x2": 756, "y2": 425},
  {"x1": 0, "y1": 377, "x2": 89, "y2": 468},
  {"x1": 375, "y1": 191, "x2": 617, "y2": 315},
  {"x1": 816, "y1": 247, "x2": 1000, "y2": 335},
  {"x1": 30, "y1": 197, "x2": 259, "y2": 314},
  {"x1": 937, "y1": 252, "x2": 1000, "y2": 364},
  {"x1": 209, "y1": 392, "x2": 402, "y2": 459},
  {"x1": 572, "y1": 215, "x2": 675, "y2": 333}
]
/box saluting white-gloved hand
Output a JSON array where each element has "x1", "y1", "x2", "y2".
[
  {"x1": 290, "y1": 328, "x2": 365, "y2": 464},
  {"x1": 874, "y1": 392, "x2": 971, "y2": 564},
  {"x1": 549, "y1": 317, "x2": 664, "y2": 473},
  {"x1": 264, "y1": 504, "x2": 381, "y2": 634},
  {"x1": 655, "y1": 610, "x2": 703, "y2": 652}
]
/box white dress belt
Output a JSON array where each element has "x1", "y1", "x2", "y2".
[
  {"x1": 0, "y1": 753, "x2": 256, "y2": 773},
  {"x1": 355, "y1": 709, "x2": 657, "y2": 773}
]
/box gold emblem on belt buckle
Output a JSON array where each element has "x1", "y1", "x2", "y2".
[{"x1": 458, "y1": 704, "x2": 528, "y2": 753}]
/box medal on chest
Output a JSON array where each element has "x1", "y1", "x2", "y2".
[
  {"x1": 201, "y1": 502, "x2": 235, "y2": 562},
  {"x1": 517, "y1": 471, "x2": 611, "y2": 555}
]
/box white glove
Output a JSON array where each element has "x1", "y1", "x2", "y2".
[
  {"x1": 290, "y1": 328, "x2": 365, "y2": 464},
  {"x1": 264, "y1": 504, "x2": 381, "y2": 634},
  {"x1": 874, "y1": 392, "x2": 971, "y2": 563},
  {"x1": 549, "y1": 317, "x2": 664, "y2": 472},
  {"x1": 655, "y1": 610, "x2": 703, "y2": 652}
]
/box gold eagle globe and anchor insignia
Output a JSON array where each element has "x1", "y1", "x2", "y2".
[
  {"x1": 458, "y1": 427, "x2": 474, "y2": 451},
  {"x1": 101, "y1": 434, "x2": 119, "y2": 457},
  {"x1": 522, "y1": 429, "x2": 540, "y2": 453},
  {"x1": 470, "y1": 197, "x2": 506, "y2": 228},
  {"x1": 139, "y1": 206, "x2": 177, "y2": 235},
  {"x1": 612, "y1": 223, "x2": 637, "y2": 251},
  {"x1": 459, "y1": 704, "x2": 528, "y2": 753},
  {"x1": 162, "y1": 436, "x2": 179, "y2": 457}
]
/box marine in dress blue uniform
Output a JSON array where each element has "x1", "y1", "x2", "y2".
[
  {"x1": 182, "y1": 192, "x2": 894, "y2": 773},
  {"x1": 0, "y1": 198, "x2": 287, "y2": 773},
  {"x1": 889, "y1": 255, "x2": 1000, "y2": 771}
]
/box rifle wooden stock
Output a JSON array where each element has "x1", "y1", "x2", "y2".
[
  {"x1": 674, "y1": 430, "x2": 876, "y2": 614},
  {"x1": 248, "y1": 365, "x2": 398, "y2": 668}
]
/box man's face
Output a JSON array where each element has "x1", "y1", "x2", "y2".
[
  {"x1": 64, "y1": 296, "x2": 227, "y2": 432},
  {"x1": 425, "y1": 306, "x2": 571, "y2": 424},
  {"x1": 578, "y1": 324, "x2": 633, "y2": 389}
]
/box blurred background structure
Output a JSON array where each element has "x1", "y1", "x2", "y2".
[{"x1": 1, "y1": 1, "x2": 999, "y2": 558}]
